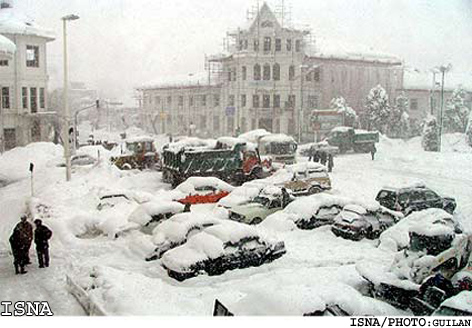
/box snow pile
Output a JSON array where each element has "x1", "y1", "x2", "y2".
[
  {"x1": 165, "y1": 137, "x2": 216, "y2": 153},
  {"x1": 218, "y1": 180, "x2": 271, "y2": 208},
  {"x1": 239, "y1": 129, "x2": 271, "y2": 143},
  {"x1": 260, "y1": 134, "x2": 296, "y2": 144},
  {"x1": 128, "y1": 201, "x2": 184, "y2": 226},
  {"x1": 439, "y1": 291, "x2": 472, "y2": 312},
  {"x1": 0, "y1": 142, "x2": 63, "y2": 181},
  {"x1": 174, "y1": 177, "x2": 234, "y2": 195}
]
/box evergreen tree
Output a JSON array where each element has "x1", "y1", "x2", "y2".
[
  {"x1": 365, "y1": 85, "x2": 391, "y2": 134},
  {"x1": 330, "y1": 97, "x2": 357, "y2": 127},
  {"x1": 443, "y1": 87, "x2": 470, "y2": 133},
  {"x1": 421, "y1": 115, "x2": 439, "y2": 151}
]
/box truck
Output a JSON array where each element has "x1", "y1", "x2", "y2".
[
  {"x1": 257, "y1": 134, "x2": 298, "y2": 165},
  {"x1": 161, "y1": 138, "x2": 270, "y2": 187},
  {"x1": 325, "y1": 127, "x2": 379, "y2": 153},
  {"x1": 111, "y1": 137, "x2": 160, "y2": 170}
]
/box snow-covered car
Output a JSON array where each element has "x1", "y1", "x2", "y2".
[
  {"x1": 228, "y1": 186, "x2": 292, "y2": 225},
  {"x1": 274, "y1": 162, "x2": 331, "y2": 196},
  {"x1": 217, "y1": 180, "x2": 272, "y2": 209},
  {"x1": 262, "y1": 194, "x2": 353, "y2": 231},
  {"x1": 433, "y1": 291, "x2": 472, "y2": 316},
  {"x1": 161, "y1": 220, "x2": 286, "y2": 281},
  {"x1": 375, "y1": 184, "x2": 456, "y2": 215},
  {"x1": 298, "y1": 141, "x2": 339, "y2": 157},
  {"x1": 172, "y1": 177, "x2": 234, "y2": 205},
  {"x1": 57, "y1": 153, "x2": 97, "y2": 167},
  {"x1": 115, "y1": 200, "x2": 185, "y2": 236},
  {"x1": 357, "y1": 209, "x2": 471, "y2": 309},
  {"x1": 146, "y1": 212, "x2": 222, "y2": 261},
  {"x1": 331, "y1": 204, "x2": 402, "y2": 241}
]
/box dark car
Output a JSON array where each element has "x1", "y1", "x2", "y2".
[
  {"x1": 375, "y1": 184, "x2": 456, "y2": 215},
  {"x1": 331, "y1": 204, "x2": 402, "y2": 241},
  {"x1": 161, "y1": 221, "x2": 286, "y2": 281}
]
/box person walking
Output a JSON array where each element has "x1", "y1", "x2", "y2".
[
  {"x1": 328, "y1": 154, "x2": 334, "y2": 173},
  {"x1": 9, "y1": 228, "x2": 27, "y2": 274},
  {"x1": 33, "y1": 219, "x2": 52, "y2": 268},
  {"x1": 370, "y1": 144, "x2": 377, "y2": 161},
  {"x1": 183, "y1": 203, "x2": 191, "y2": 213},
  {"x1": 14, "y1": 215, "x2": 33, "y2": 265},
  {"x1": 313, "y1": 150, "x2": 320, "y2": 163},
  {"x1": 320, "y1": 151, "x2": 328, "y2": 166}
]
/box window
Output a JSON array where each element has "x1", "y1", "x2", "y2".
[
  {"x1": 214, "y1": 95, "x2": 220, "y2": 107},
  {"x1": 241, "y1": 94, "x2": 247, "y2": 107},
  {"x1": 275, "y1": 38, "x2": 282, "y2": 51},
  {"x1": 264, "y1": 37, "x2": 271, "y2": 52},
  {"x1": 31, "y1": 120, "x2": 41, "y2": 142},
  {"x1": 306, "y1": 71, "x2": 312, "y2": 82},
  {"x1": 254, "y1": 39, "x2": 259, "y2": 52},
  {"x1": 308, "y1": 95, "x2": 318, "y2": 109},
  {"x1": 167, "y1": 96, "x2": 172, "y2": 106},
  {"x1": 30, "y1": 87, "x2": 37, "y2": 112},
  {"x1": 295, "y1": 40, "x2": 301, "y2": 52},
  {"x1": 263, "y1": 95, "x2": 270, "y2": 108},
  {"x1": 213, "y1": 115, "x2": 220, "y2": 131},
  {"x1": 287, "y1": 39, "x2": 292, "y2": 51},
  {"x1": 39, "y1": 88, "x2": 45, "y2": 109},
  {"x1": 273, "y1": 63, "x2": 280, "y2": 81},
  {"x1": 424, "y1": 190, "x2": 438, "y2": 200},
  {"x1": 263, "y1": 64, "x2": 271, "y2": 81},
  {"x1": 289, "y1": 65, "x2": 295, "y2": 81},
  {"x1": 411, "y1": 99, "x2": 418, "y2": 111},
  {"x1": 1, "y1": 87, "x2": 10, "y2": 109},
  {"x1": 200, "y1": 115, "x2": 207, "y2": 129},
  {"x1": 254, "y1": 64, "x2": 261, "y2": 81},
  {"x1": 253, "y1": 95, "x2": 260, "y2": 108},
  {"x1": 178, "y1": 96, "x2": 183, "y2": 106},
  {"x1": 228, "y1": 95, "x2": 235, "y2": 107},
  {"x1": 202, "y1": 95, "x2": 207, "y2": 107},
  {"x1": 228, "y1": 69, "x2": 232, "y2": 82},
  {"x1": 0, "y1": 60, "x2": 8, "y2": 66},
  {"x1": 273, "y1": 94, "x2": 280, "y2": 108},
  {"x1": 22, "y1": 87, "x2": 28, "y2": 109},
  {"x1": 232, "y1": 68, "x2": 237, "y2": 81},
  {"x1": 287, "y1": 95, "x2": 296, "y2": 109},
  {"x1": 314, "y1": 67, "x2": 321, "y2": 82},
  {"x1": 155, "y1": 96, "x2": 161, "y2": 105},
  {"x1": 244, "y1": 39, "x2": 248, "y2": 50},
  {"x1": 26, "y1": 45, "x2": 39, "y2": 67},
  {"x1": 189, "y1": 96, "x2": 194, "y2": 106},
  {"x1": 242, "y1": 66, "x2": 247, "y2": 81}
]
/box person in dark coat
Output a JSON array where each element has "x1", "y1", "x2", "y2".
[
  {"x1": 320, "y1": 151, "x2": 328, "y2": 166},
  {"x1": 370, "y1": 144, "x2": 377, "y2": 161},
  {"x1": 14, "y1": 215, "x2": 33, "y2": 265},
  {"x1": 9, "y1": 228, "x2": 27, "y2": 274},
  {"x1": 328, "y1": 154, "x2": 334, "y2": 173},
  {"x1": 33, "y1": 219, "x2": 52, "y2": 268},
  {"x1": 313, "y1": 150, "x2": 320, "y2": 163},
  {"x1": 281, "y1": 188, "x2": 291, "y2": 208},
  {"x1": 183, "y1": 203, "x2": 191, "y2": 213}
]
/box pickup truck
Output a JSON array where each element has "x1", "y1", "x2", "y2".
[{"x1": 325, "y1": 127, "x2": 379, "y2": 153}]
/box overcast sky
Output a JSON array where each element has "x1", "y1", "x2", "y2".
[{"x1": 14, "y1": 0, "x2": 472, "y2": 106}]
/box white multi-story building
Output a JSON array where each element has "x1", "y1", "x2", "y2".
[
  {"x1": 138, "y1": 2, "x2": 404, "y2": 141},
  {"x1": 0, "y1": 0, "x2": 55, "y2": 152}
]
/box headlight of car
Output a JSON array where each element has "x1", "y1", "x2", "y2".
[{"x1": 230, "y1": 212, "x2": 245, "y2": 222}]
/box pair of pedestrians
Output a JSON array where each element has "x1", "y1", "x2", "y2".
[{"x1": 9, "y1": 216, "x2": 52, "y2": 274}]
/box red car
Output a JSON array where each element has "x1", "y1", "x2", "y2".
[{"x1": 173, "y1": 177, "x2": 235, "y2": 205}]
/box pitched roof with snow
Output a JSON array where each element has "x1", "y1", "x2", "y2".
[
  {"x1": 403, "y1": 67, "x2": 472, "y2": 92},
  {"x1": 0, "y1": 7, "x2": 55, "y2": 40},
  {"x1": 140, "y1": 72, "x2": 219, "y2": 90},
  {"x1": 0, "y1": 33, "x2": 15, "y2": 56}
]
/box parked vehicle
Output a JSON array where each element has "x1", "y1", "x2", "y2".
[
  {"x1": 375, "y1": 184, "x2": 456, "y2": 215},
  {"x1": 172, "y1": 177, "x2": 234, "y2": 205},
  {"x1": 273, "y1": 162, "x2": 331, "y2": 196},
  {"x1": 111, "y1": 137, "x2": 160, "y2": 170},
  {"x1": 57, "y1": 153, "x2": 97, "y2": 167},
  {"x1": 433, "y1": 291, "x2": 472, "y2": 316},
  {"x1": 357, "y1": 209, "x2": 471, "y2": 309},
  {"x1": 331, "y1": 204, "x2": 402, "y2": 241},
  {"x1": 228, "y1": 186, "x2": 292, "y2": 225},
  {"x1": 299, "y1": 141, "x2": 339, "y2": 157},
  {"x1": 161, "y1": 220, "x2": 286, "y2": 281},
  {"x1": 217, "y1": 180, "x2": 272, "y2": 210},
  {"x1": 161, "y1": 138, "x2": 270, "y2": 187},
  {"x1": 257, "y1": 134, "x2": 298, "y2": 165},
  {"x1": 325, "y1": 127, "x2": 379, "y2": 153},
  {"x1": 146, "y1": 212, "x2": 222, "y2": 261}
]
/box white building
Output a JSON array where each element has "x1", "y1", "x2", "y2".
[{"x1": 0, "y1": 0, "x2": 55, "y2": 152}]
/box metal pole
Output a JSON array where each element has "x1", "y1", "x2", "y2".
[
  {"x1": 430, "y1": 72, "x2": 436, "y2": 115},
  {"x1": 438, "y1": 69, "x2": 445, "y2": 152},
  {"x1": 299, "y1": 67, "x2": 303, "y2": 143},
  {"x1": 0, "y1": 104, "x2": 4, "y2": 154},
  {"x1": 63, "y1": 19, "x2": 71, "y2": 181}
]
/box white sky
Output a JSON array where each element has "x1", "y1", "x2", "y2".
[{"x1": 14, "y1": 0, "x2": 472, "y2": 106}]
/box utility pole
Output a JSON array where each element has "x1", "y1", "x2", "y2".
[{"x1": 437, "y1": 64, "x2": 452, "y2": 152}]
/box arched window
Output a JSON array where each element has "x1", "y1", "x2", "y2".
[
  {"x1": 263, "y1": 64, "x2": 271, "y2": 81},
  {"x1": 289, "y1": 65, "x2": 295, "y2": 81},
  {"x1": 273, "y1": 63, "x2": 280, "y2": 81},
  {"x1": 254, "y1": 64, "x2": 261, "y2": 81}
]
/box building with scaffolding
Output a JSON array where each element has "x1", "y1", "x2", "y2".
[
  {"x1": 138, "y1": 2, "x2": 404, "y2": 142},
  {"x1": 0, "y1": 0, "x2": 56, "y2": 152}
]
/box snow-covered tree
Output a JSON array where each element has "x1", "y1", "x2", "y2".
[
  {"x1": 443, "y1": 87, "x2": 470, "y2": 133},
  {"x1": 365, "y1": 85, "x2": 391, "y2": 134},
  {"x1": 466, "y1": 110, "x2": 472, "y2": 147},
  {"x1": 400, "y1": 112, "x2": 411, "y2": 139},
  {"x1": 421, "y1": 115, "x2": 439, "y2": 152},
  {"x1": 330, "y1": 97, "x2": 357, "y2": 127}
]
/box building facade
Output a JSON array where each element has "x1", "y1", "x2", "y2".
[
  {"x1": 139, "y1": 3, "x2": 404, "y2": 142},
  {"x1": 0, "y1": 0, "x2": 55, "y2": 152}
]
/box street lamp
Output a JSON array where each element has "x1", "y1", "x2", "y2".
[
  {"x1": 62, "y1": 14, "x2": 80, "y2": 181},
  {"x1": 436, "y1": 63, "x2": 452, "y2": 152}
]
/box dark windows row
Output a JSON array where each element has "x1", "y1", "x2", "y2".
[
  {"x1": 229, "y1": 94, "x2": 296, "y2": 109},
  {"x1": 160, "y1": 94, "x2": 219, "y2": 108},
  {"x1": 239, "y1": 38, "x2": 302, "y2": 53},
  {"x1": 21, "y1": 87, "x2": 46, "y2": 112},
  {"x1": 230, "y1": 65, "x2": 320, "y2": 82}
]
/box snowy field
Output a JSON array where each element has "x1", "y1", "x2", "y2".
[{"x1": 0, "y1": 133, "x2": 471, "y2": 316}]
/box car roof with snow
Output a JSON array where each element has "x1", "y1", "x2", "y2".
[
  {"x1": 175, "y1": 177, "x2": 235, "y2": 194},
  {"x1": 217, "y1": 180, "x2": 272, "y2": 208},
  {"x1": 259, "y1": 134, "x2": 296, "y2": 144},
  {"x1": 437, "y1": 291, "x2": 472, "y2": 313},
  {"x1": 379, "y1": 182, "x2": 427, "y2": 192},
  {"x1": 125, "y1": 136, "x2": 155, "y2": 143},
  {"x1": 127, "y1": 200, "x2": 184, "y2": 226}
]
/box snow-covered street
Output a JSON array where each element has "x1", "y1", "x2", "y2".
[{"x1": 1, "y1": 134, "x2": 470, "y2": 315}]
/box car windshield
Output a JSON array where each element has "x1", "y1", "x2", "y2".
[
  {"x1": 409, "y1": 232, "x2": 454, "y2": 256},
  {"x1": 252, "y1": 196, "x2": 270, "y2": 207},
  {"x1": 376, "y1": 190, "x2": 397, "y2": 209},
  {"x1": 269, "y1": 142, "x2": 296, "y2": 155}
]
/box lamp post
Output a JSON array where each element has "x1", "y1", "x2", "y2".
[
  {"x1": 437, "y1": 64, "x2": 452, "y2": 152},
  {"x1": 62, "y1": 14, "x2": 80, "y2": 181}
]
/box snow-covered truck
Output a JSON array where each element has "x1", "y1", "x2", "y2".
[
  {"x1": 258, "y1": 134, "x2": 298, "y2": 165},
  {"x1": 161, "y1": 139, "x2": 269, "y2": 187},
  {"x1": 111, "y1": 137, "x2": 160, "y2": 170},
  {"x1": 325, "y1": 127, "x2": 379, "y2": 153}
]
